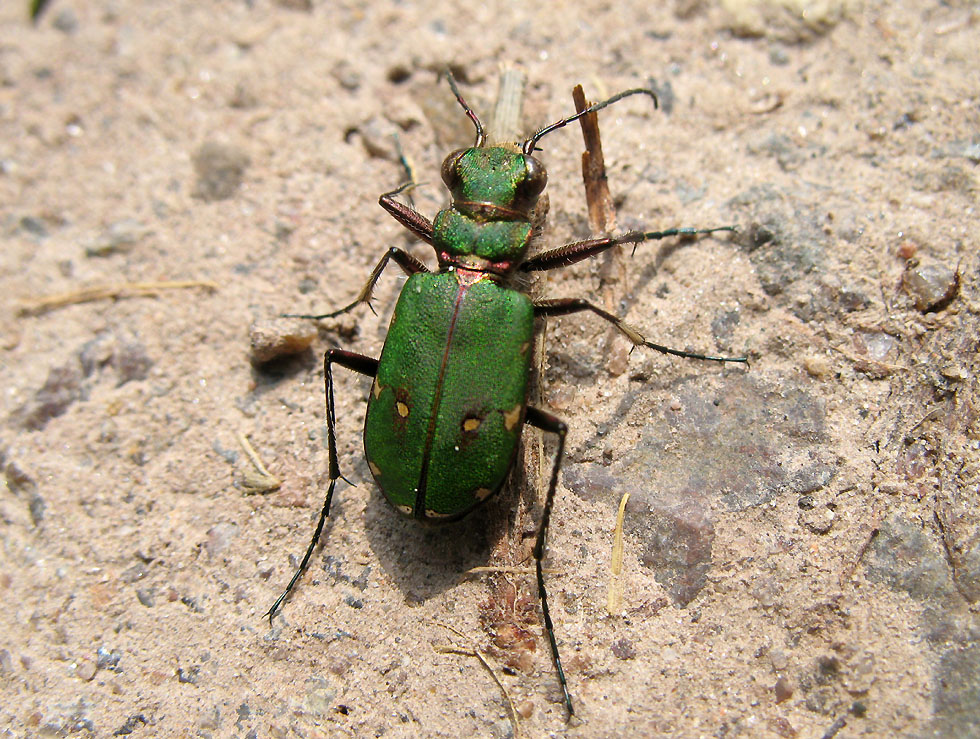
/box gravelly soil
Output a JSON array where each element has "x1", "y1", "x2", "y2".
[{"x1": 2, "y1": 1, "x2": 978, "y2": 737}]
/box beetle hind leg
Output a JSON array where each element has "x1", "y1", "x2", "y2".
[
  {"x1": 265, "y1": 349, "x2": 379, "y2": 623},
  {"x1": 524, "y1": 405, "x2": 574, "y2": 715},
  {"x1": 534, "y1": 297, "x2": 747, "y2": 364}
]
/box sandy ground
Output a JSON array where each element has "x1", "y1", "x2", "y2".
[{"x1": 2, "y1": 1, "x2": 978, "y2": 737}]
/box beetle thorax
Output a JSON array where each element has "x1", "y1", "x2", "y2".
[{"x1": 433, "y1": 146, "x2": 547, "y2": 276}]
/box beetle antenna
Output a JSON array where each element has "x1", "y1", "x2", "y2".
[
  {"x1": 446, "y1": 70, "x2": 487, "y2": 148},
  {"x1": 522, "y1": 88, "x2": 658, "y2": 155}
]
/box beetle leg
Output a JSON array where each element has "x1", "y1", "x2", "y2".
[
  {"x1": 524, "y1": 405, "x2": 574, "y2": 716},
  {"x1": 283, "y1": 246, "x2": 429, "y2": 320},
  {"x1": 534, "y1": 298, "x2": 747, "y2": 363},
  {"x1": 266, "y1": 349, "x2": 379, "y2": 623},
  {"x1": 519, "y1": 225, "x2": 735, "y2": 273},
  {"x1": 379, "y1": 188, "x2": 436, "y2": 245}
]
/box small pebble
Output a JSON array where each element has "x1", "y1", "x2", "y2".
[
  {"x1": 85, "y1": 220, "x2": 150, "y2": 257},
  {"x1": 800, "y1": 505, "x2": 835, "y2": 534},
  {"x1": 333, "y1": 62, "x2": 361, "y2": 91},
  {"x1": 18, "y1": 362, "x2": 83, "y2": 430},
  {"x1": 76, "y1": 659, "x2": 97, "y2": 681},
  {"x1": 136, "y1": 589, "x2": 155, "y2": 607},
  {"x1": 205, "y1": 522, "x2": 239, "y2": 558},
  {"x1": 611, "y1": 638, "x2": 637, "y2": 660},
  {"x1": 113, "y1": 340, "x2": 153, "y2": 385},
  {"x1": 803, "y1": 355, "x2": 831, "y2": 379},
  {"x1": 356, "y1": 118, "x2": 399, "y2": 161},
  {"x1": 516, "y1": 700, "x2": 534, "y2": 719},
  {"x1": 897, "y1": 240, "x2": 917, "y2": 260},
  {"x1": 193, "y1": 141, "x2": 250, "y2": 201},
  {"x1": 774, "y1": 675, "x2": 793, "y2": 703},
  {"x1": 52, "y1": 8, "x2": 79, "y2": 32},
  {"x1": 902, "y1": 260, "x2": 959, "y2": 312},
  {"x1": 249, "y1": 318, "x2": 316, "y2": 364}
]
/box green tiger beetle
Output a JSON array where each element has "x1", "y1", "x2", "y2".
[{"x1": 269, "y1": 72, "x2": 747, "y2": 716}]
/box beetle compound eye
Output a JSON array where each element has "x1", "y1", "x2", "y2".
[
  {"x1": 441, "y1": 149, "x2": 468, "y2": 189},
  {"x1": 520, "y1": 156, "x2": 547, "y2": 199}
]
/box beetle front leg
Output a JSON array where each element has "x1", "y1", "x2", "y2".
[
  {"x1": 266, "y1": 349, "x2": 379, "y2": 622},
  {"x1": 379, "y1": 186, "x2": 435, "y2": 245},
  {"x1": 519, "y1": 225, "x2": 735, "y2": 273},
  {"x1": 283, "y1": 246, "x2": 429, "y2": 321},
  {"x1": 534, "y1": 298, "x2": 747, "y2": 364},
  {"x1": 524, "y1": 406, "x2": 574, "y2": 716}
]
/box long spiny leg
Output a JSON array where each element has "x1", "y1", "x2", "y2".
[
  {"x1": 379, "y1": 183, "x2": 436, "y2": 245},
  {"x1": 283, "y1": 246, "x2": 428, "y2": 321},
  {"x1": 524, "y1": 406, "x2": 573, "y2": 716},
  {"x1": 534, "y1": 298, "x2": 747, "y2": 364},
  {"x1": 265, "y1": 349, "x2": 378, "y2": 622},
  {"x1": 520, "y1": 226, "x2": 735, "y2": 273}
]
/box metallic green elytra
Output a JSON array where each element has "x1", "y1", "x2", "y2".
[
  {"x1": 364, "y1": 271, "x2": 534, "y2": 520},
  {"x1": 269, "y1": 72, "x2": 747, "y2": 717}
]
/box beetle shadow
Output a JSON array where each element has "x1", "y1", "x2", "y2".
[
  {"x1": 360, "y1": 479, "x2": 499, "y2": 603},
  {"x1": 249, "y1": 348, "x2": 318, "y2": 389}
]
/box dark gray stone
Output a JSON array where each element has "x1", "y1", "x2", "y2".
[{"x1": 565, "y1": 373, "x2": 830, "y2": 605}]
